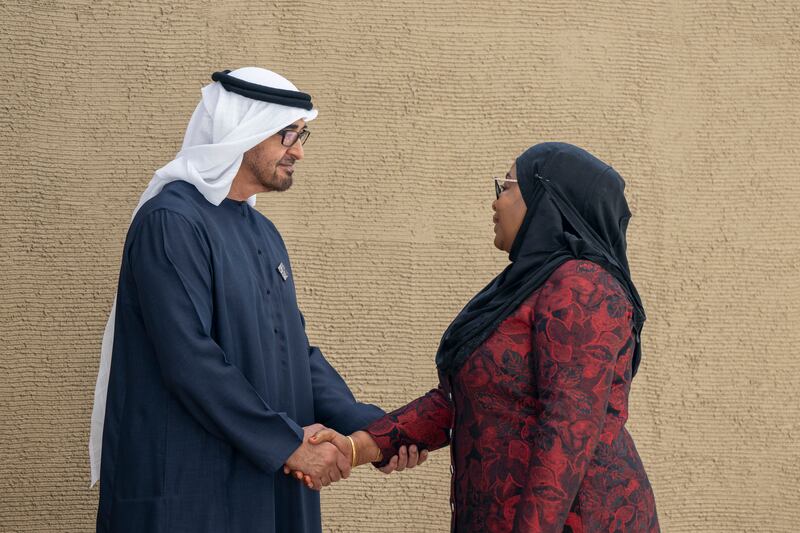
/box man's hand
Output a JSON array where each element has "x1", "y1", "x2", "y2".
[
  {"x1": 284, "y1": 427, "x2": 353, "y2": 489},
  {"x1": 283, "y1": 424, "x2": 351, "y2": 491}
]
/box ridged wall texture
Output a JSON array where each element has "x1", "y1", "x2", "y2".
[{"x1": 1, "y1": 1, "x2": 799, "y2": 532}]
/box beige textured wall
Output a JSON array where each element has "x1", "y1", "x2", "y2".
[{"x1": 1, "y1": 1, "x2": 798, "y2": 531}]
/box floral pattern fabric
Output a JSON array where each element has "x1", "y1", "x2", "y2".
[{"x1": 366, "y1": 259, "x2": 659, "y2": 532}]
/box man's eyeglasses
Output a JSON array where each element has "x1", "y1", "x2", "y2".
[
  {"x1": 493, "y1": 176, "x2": 518, "y2": 199},
  {"x1": 278, "y1": 128, "x2": 311, "y2": 147}
]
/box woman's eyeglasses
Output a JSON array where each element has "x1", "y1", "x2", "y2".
[
  {"x1": 493, "y1": 177, "x2": 518, "y2": 199},
  {"x1": 278, "y1": 128, "x2": 311, "y2": 147}
]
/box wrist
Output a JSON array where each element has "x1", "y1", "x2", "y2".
[{"x1": 351, "y1": 430, "x2": 382, "y2": 465}]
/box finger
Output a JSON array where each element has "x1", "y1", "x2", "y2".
[
  {"x1": 283, "y1": 465, "x2": 290, "y2": 475},
  {"x1": 378, "y1": 456, "x2": 397, "y2": 475},
  {"x1": 294, "y1": 471, "x2": 305, "y2": 480},
  {"x1": 331, "y1": 434, "x2": 353, "y2": 461},
  {"x1": 311, "y1": 476, "x2": 323, "y2": 491},
  {"x1": 388, "y1": 455, "x2": 399, "y2": 473},
  {"x1": 321, "y1": 474, "x2": 332, "y2": 487},
  {"x1": 335, "y1": 450, "x2": 352, "y2": 479},
  {"x1": 302, "y1": 423, "x2": 327, "y2": 443},
  {"x1": 418, "y1": 450, "x2": 429, "y2": 465},
  {"x1": 304, "y1": 474, "x2": 312, "y2": 486},
  {"x1": 407, "y1": 445, "x2": 419, "y2": 468},
  {"x1": 396, "y1": 445, "x2": 408, "y2": 471},
  {"x1": 310, "y1": 429, "x2": 337, "y2": 444}
]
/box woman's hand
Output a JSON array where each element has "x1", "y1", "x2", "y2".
[{"x1": 376, "y1": 443, "x2": 429, "y2": 474}]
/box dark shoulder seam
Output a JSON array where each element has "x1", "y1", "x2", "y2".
[
  {"x1": 126, "y1": 208, "x2": 211, "y2": 270},
  {"x1": 130, "y1": 207, "x2": 205, "y2": 238}
]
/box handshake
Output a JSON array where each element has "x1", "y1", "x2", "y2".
[{"x1": 283, "y1": 424, "x2": 428, "y2": 491}]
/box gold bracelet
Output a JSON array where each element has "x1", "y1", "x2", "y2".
[{"x1": 346, "y1": 435, "x2": 357, "y2": 468}]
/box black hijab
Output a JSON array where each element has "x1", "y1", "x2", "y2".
[{"x1": 435, "y1": 142, "x2": 646, "y2": 378}]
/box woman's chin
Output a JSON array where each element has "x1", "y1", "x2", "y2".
[{"x1": 493, "y1": 233, "x2": 504, "y2": 251}]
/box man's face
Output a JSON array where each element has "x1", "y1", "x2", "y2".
[{"x1": 241, "y1": 119, "x2": 307, "y2": 192}]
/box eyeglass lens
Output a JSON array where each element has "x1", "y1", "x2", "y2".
[{"x1": 281, "y1": 129, "x2": 310, "y2": 147}]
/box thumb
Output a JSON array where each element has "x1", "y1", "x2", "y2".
[
  {"x1": 309, "y1": 428, "x2": 337, "y2": 444},
  {"x1": 331, "y1": 433, "x2": 352, "y2": 457}
]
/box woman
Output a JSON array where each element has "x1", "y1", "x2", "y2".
[{"x1": 304, "y1": 142, "x2": 659, "y2": 532}]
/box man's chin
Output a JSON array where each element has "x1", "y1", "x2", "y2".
[
  {"x1": 278, "y1": 173, "x2": 293, "y2": 191},
  {"x1": 259, "y1": 173, "x2": 292, "y2": 192}
]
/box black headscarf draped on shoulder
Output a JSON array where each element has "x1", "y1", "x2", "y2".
[{"x1": 435, "y1": 142, "x2": 646, "y2": 377}]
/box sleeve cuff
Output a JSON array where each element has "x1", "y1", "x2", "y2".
[
  {"x1": 253, "y1": 413, "x2": 304, "y2": 473},
  {"x1": 364, "y1": 418, "x2": 398, "y2": 468}
]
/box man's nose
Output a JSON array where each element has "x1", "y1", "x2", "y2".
[{"x1": 286, "y1": 140, "x2": 304, "y2": 161}]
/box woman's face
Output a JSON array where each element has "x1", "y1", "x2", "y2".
[{"x1": 492, "y1": 163, "x2": 527, "y2": 253}]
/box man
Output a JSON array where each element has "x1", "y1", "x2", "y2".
[{"x1": 89, "y1": 67, "x2": 421, "y2": 533}]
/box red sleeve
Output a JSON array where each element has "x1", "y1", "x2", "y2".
[
  {"x1": 515, "y1": 261, "x2": 634, "y2": 531},
  {"x1": 364, "y1": 385, "x2": 453, "y2": 467}
]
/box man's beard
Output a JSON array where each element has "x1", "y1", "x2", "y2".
[{"x1": 247, "y1": 155, "x2": 294, "y2": 192}]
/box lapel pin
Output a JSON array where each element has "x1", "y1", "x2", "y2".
[{"x1": 277, "y1": 262, "x2": 289, "y2": 281}]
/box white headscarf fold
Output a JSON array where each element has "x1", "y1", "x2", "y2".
[{"x1": 89, "y1": 67, "x2": 318, "y2": 487}]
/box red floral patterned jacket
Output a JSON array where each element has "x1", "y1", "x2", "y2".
[{"x1": 366, "y1": 259, "x2": 659, "y2": 532}]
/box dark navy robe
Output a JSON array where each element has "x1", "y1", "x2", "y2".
[{"x1": 96, "y1": 180, "x2": 384, "y2": 533}]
